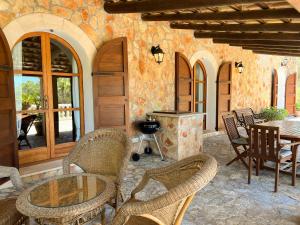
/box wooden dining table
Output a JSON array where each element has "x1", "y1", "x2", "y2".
[{"x1": 260, "y1": 120, "x2": 300, "y2": 185}]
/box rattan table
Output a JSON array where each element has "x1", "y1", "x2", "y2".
[
  {"x1": 16, "y1": 173, "x2": 115, "y2": 225},
  {"x1": 261, "y1": 120, "x2": 300, "y2": 184}
]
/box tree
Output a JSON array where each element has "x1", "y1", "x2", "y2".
[
  {"x1": 57, "y1": 77, "x2": 71, "y2": 104},
  {"x1": 21, "y1": 80, "x2": 41, "y2": 110}
]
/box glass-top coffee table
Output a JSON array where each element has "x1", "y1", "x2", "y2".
[{"x1": 16, "y1": 173, "x2": 115, "y2": 225}]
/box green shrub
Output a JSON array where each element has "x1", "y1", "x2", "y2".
[
  {"x1": 261, "y1": 107, "x2": 288, "y2": 121},
  {"x1": 296, "y1": 102, "x2": 300, "y2": 110}
]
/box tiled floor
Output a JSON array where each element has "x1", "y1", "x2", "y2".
[{"x1": 1, "y1": 134, "x2": 300, "y2": 225}]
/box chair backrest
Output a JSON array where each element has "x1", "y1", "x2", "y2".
[
  {"x1": 113, "y1": 154, "x2": 217, "y2": 225},
  {"x1": 242, "y1": 113, "x2": 255, "y2": 135},
  {"x1": 233, "y1": 108, "x2": 252, "y2": 126},
  {"x1": 21, "y1": 115, "x2": 37, "y2": 134},
  {"x1": 249, "y1": 125, "x2": 281, "y2": 161},
  {"x1": 222, "y1": 114, "x2": 240, "y2": 142},
  {"x1": 64, "y1": 128, "x2": 131, "y2": 183}
]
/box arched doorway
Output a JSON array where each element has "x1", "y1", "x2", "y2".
[
  {"x1": 12, "y1": 32, "x2": 84, "y2": 165},
  {"x1": 193, "y1": 60, "x2": 207, "y2": 129}
]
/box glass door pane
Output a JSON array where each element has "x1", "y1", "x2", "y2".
[
  {"x1": 14, "y1": 74, "x2": 48, "y2": 151},
  {"x1": 52, "y1": 76, "x2": 80, "y2": 109},
  {"x1": 14, "y1": 75, "x2": 44, "y2": 111},
  {"x1": 12, "y1": 36, "x2": 42, "y2": 72},
  {"x1": 195, "y1": 82, "x2": 204, "y2": 103},
  {"x1": 54, "y1": 110, "x2": 81, "y2": 144},
  {"x1": 52, "y1": 76, "x2": 81, "y2": 144},
  {"x1": 16, "y1": 112, "x2": 47, "y2": 150},
  {"x1": 50, "y1": 39, "x2": 78, "y2": 73}
]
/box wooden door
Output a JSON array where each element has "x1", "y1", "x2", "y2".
[
  {"x1": 216, "y1": 62, "x2": 232, "y2": 131},
  {"x1": 175, "y1": 52, "x2": 193, "y2": 112},
  {"x1": 0, "y1": 29, "x2": 18, "y2": 167},
  {"x1": 285, "y1": 73, "x2": 296, "y2": 115},
  {"x1": 93, "y1": 37, "x2": 129, "y2": 132},
  {"x1": 13, "y1": 32, "x2": 84, "y2": 166},
  {"x1": 193, "y1": 60, "x2": 207, "y2": 129},
  {"x1": 271, "y1": 69, "x2": 278, "y2": 108}
]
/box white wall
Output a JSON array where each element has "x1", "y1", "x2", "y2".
[{"x1": 277, "y1": 66, "x2": 288, "y2": 109}]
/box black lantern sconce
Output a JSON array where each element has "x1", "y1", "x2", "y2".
[
  {"x1": 235, "y1": 61, "x2": 244, "y2": 74},
  {"x1": 281, "y1": 58, "x2": 288, "y2": 66},
  {"x1": 151, "y1": 45, "x2": 164, "y2": 64}
]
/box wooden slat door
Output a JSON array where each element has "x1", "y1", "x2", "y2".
[
  {"x1": 216, "y1": 62, "x2": 232, "y2": 131},
  {"x1": 0, "y1": 29, "x2": 18, "y2": 167},
  {"x1": 93, "y1": 37, "x2": 129, "y2": 132},
  {"x1": 271, "y1": 69, "x2": 278, "y2": 108},
  {"x1": 175, "y1": 52, "x2": 194, "y2": 112},
  {"x1": 285, "y1": 73, "x2": 296, "y2": 115}
]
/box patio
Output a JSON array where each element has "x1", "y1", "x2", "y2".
[
  {"x1": 1, "y1": 0, "x2": 300, "y2": 225},
  {"x1": 1, "y1": 134, "x2": 300, "y2": 225}
]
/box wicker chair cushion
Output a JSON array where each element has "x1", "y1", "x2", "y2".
[
  {"x1": 0, "y1": 198, "x2": 23, "y2": 225},
  {"x1": 232, "y1": 137, "x2": 248, "y2": 145}
]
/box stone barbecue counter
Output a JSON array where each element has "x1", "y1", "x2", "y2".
[{"x1": 148, "y1": 112, "x2": 205, "y2": 161}]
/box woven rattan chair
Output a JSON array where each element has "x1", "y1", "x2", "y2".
[
  {"x1": 63, "y1": 128, "x2": 132, "y2": 209},
  {"x1": 222, "y1": 114, "x2": 249, "y2": 168},
  {"x1": 0, "y1": 166, "x2": 28, "y2": 225},
  {"x1": 111, "y1": 153, "x2": 217, "y2": 225},
  {"x1": 248, "y1": 125, "x2": 300, "y2": 192}
]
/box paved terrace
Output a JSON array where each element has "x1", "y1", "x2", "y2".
[{"x1": 1, "y1": 135, "x2": 300, "y2": 225}]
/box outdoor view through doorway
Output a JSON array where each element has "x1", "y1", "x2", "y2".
[{"x1": 12, "y1": 32, "x2": 84, "y2": 165}]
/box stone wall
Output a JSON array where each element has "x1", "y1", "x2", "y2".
[{"x1": 0, "y1": 0, "x2": 298, "y2": 134}]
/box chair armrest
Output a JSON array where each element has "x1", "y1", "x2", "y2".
[
  {"x1": 130, "y1": 173, "x2": 151, "y2": 199},
  {"x1": 113, "y1": 193, "x2": 186, "y2": 225},
  {"x1": 62, "y1": 156, "x2": 71, "y2": 174},
  {"x1": 0, "y1": 166, "x2": 24, "y2": 191}
]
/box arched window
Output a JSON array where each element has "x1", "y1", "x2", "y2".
[
  {"x1": 193, "y1": 60, "x2": 207, "y2": 129},
  {"x1": 12, "y1": 32, "x2": 84, "y2": 165}
]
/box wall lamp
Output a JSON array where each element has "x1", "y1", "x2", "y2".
[
  {"x1": 281, "y1": 58, "x2": 288, "y2": 66},
  {"x1": 151, "y1": 45, "x2": 164, "y2": 64},
  {"x1": 235, "y1": 61, "x2": 244, "y2": 74}
]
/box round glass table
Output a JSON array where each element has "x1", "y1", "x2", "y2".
[{"x1": 16, "y1": 173, "x2": 115, "y2": 225}]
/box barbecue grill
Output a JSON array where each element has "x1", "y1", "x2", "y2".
[{"x1": 132, "y1": 118, "x2": 165, "y2": 161}]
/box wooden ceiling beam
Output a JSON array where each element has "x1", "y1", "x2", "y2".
[
  {"x1": 243, "y1": 46, "x2": 300, "y2": 52},
  {"x1": 287, "y1": 0, "x2": 300, "y2": 13},
  {"x1": 231, "y1": 44, "x2": 300, "y2": 49},
  {"x1": 254, "y1": 50, "x2": 300, "y2": 57},
  {"x1": 104, "y1": 0, "x2": 284, "y2": 14},
  {"x1": 213, "y1": 39, "x2": 300, "y2": 47},
  {"x1": 142, "y1": 8, "x2": 300, "y2": 21},
  {"x1": 195, "y1": 32, "x2": 300, "y2": 40},
  {"x1": 171, "y1": 22, "x2": 300, "y2": 32}
]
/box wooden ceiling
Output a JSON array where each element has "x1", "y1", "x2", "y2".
[{"x1": 104, "y1": 0, "x2": 300, "y2": 57}]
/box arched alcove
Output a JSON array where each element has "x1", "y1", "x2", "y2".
[
  {"x1": 190, "y1": 49, "x2": 218, "y2": 131},
  {"x1": 3, "y1": 13, "x2": 97, "y2": 132}
]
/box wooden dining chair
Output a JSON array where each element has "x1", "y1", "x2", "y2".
[
  {"x1": 222, "y1": 114, "x2": 249, "y2": 168},
  {"x1": 248, "y1": 124, "x2": 300, "y2": 192},
  {"x1": 242, "y1": 113, "x2": 255, "y2": 135}
]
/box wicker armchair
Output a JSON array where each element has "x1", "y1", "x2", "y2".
[
  {"x1": 111, "y1": 153, "x2": 217, "y2": 225},
  {"x1": 62, "y1": 128, "x2": 132, "y2": 209},
  {"x1": 0, "y1": 166, "x2": 28, "y2": 225}
]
